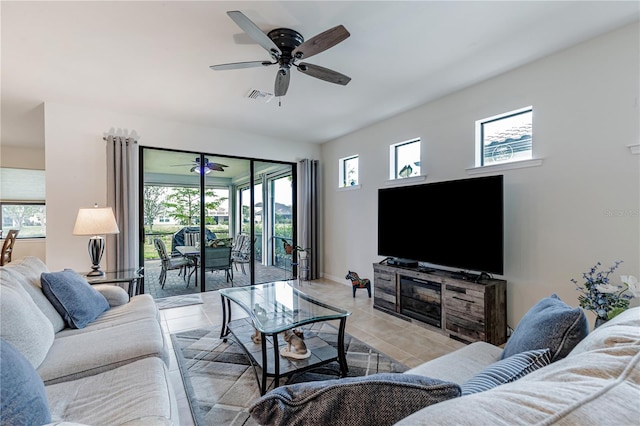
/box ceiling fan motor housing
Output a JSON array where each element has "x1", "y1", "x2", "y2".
[{"x1": 268, "y1": 28, "x2": 304, "y2": 67}]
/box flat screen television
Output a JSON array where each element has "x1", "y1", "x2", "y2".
[{"x1": 377, "y1": 175, "x2": 504, "y2": 275}]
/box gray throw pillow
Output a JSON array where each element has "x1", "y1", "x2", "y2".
[
  {"x1": 40, "y1": 269, "x2": 110, "y2": 329},
  {"x1": 462, "y1": 348, "x2": 551, "y2": 395},
  {"x1": 249, "y1": 373, "x2": 460, "y2": 426},
  {"x1": 0, "y1": 338, "x2": 51, "y2": 425},
  {"x1": 501, "y1": 294, "x2": 588, "y2": 362}
]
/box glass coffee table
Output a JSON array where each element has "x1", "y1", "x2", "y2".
[{"x1": 219, "y1": 281, "x2": 351, "y2": 395}]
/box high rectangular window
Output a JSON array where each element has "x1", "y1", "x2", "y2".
[
  {"x1": 390, "y1": 139, "x2": 421, "y2": 179},
  {"x1": 477, "y1": 107, "x2": 533, "y2": 166},
  {"x1": 339, "y1": 155, "x2": 359, "y2": 187}
]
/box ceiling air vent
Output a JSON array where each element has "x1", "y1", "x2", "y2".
[{"x1": 246, "y1": 89, "x2": 274, "y2": 103}]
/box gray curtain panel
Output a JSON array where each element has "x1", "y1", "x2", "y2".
[
  {"x1": 106, "y1": 135, "x2": 139, "y2": 271},
  {"x1": 298, "y1": 159, "x2": 319, "y2": 280}
]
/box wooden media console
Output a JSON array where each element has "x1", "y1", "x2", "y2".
[{"x1": 372, "y1": 262, "x2": 507, "y2": 345}]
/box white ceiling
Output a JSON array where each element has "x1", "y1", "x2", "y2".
[{"x1": 2, "y1": 1, "x2": 638, "y2": 149}]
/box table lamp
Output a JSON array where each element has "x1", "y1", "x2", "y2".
[{"x1": 73, "y1": 205, "x2": 120, "y2": 276}]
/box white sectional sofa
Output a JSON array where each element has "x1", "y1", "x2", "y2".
[{"x1": 0, "y1": 256, "x2": 179, "y2": 425}]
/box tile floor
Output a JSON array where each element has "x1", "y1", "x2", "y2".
[{"x1": 160, "y1": 278, "x2": 466, "y2": 425}]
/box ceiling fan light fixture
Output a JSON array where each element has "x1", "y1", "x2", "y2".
[{"x1": 190, "y1": 165, "x2": 212, "y2": 175}]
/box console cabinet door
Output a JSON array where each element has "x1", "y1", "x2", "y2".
[
  {"x1": 444, "y1": 281, "x2": 487, "y2": 342},
  {"x1": 373, "y1": 264, "x2": 396, "y2": 312}
]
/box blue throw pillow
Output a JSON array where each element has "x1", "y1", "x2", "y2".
[
  {"x1": 0, "y1": 338, "x2": 51, "y2": 425},
  {"x1": 501, "y1": 294, "x2": 588, "y2": 362},
  {"x1": 250, "y1": 373, "x2": 460, "y2": 426},
  {"x1": 41, "y1": 269, "x2": 110, "y2": 329},
  {"x1": 462, "y1": 348, "x2": 551, "y2": 395}
]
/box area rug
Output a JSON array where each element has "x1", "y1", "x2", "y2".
[
  {"x1": 155, "y1": 293, "x2": 203, "y2": 310},
  {"x1": 171, "y1": 321, "x2": 408, "y2": 426}
]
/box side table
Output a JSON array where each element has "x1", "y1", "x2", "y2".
[{"x1": 84, "y1": 268, "x2": 144, "y2": 298}]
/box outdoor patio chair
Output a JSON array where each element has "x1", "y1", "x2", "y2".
[
  {"x1": 184, "y1": 232, "x2": 200, "y2": 247},
  {"x1": 154, "y1": 237, "x2": 193, "y2": 288},
  {"x1": 204, "y1": 246, "x2": 233, "y2": 284},
  {"x1": 231, "y1": 234, "x2": 253, "y2": 275},
  {"x1": 1, "y1": 229, "x2": 19, "y2": 266}
]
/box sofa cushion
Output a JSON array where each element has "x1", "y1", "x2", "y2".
[
  {"x1": 501, "y1": 294, "x2": 588, "y2": 362},
  {"x1": 41, "y1": 270, "x2": 110, "y2": 329},
  {"x1": 54, "y1": 294, "x2": 160, "y2": 338},
  {"x1": 569, "y1": 306, "x2": 640, "y2": 356},
  {"x1": 92, "y1": 284, "x2": 129, "y2": 307},
  {"x1": 249, "y1": 373, "x2": 460, "y2": 426},
  {"x1": 37, "y1": 317, "x2": 169, "y2": 385},
  {"x1": 461, "y1": 348, "x2": 551, "y2": 395},
  {"x1": 0, "y1": 338, "x2": 52, "y2": 425},
  {"x1": 2, "y1": 257, "x2": 66, "y2": 332},
  {"x1": 45, "y1": 357, "x2": 178, "y2": 425},
  {"x1": 0, "y1": 275, "x2": 55, "y2": 368},
  {"x1": 405, "y1": 341, "x2": 503, "y2": 384}
]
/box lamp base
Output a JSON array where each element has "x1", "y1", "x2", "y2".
[
  {"x1": 86, "y1": 268, "x2": 105, "y2": 277},
  {"x1": 87, "y1": 236, "x2": 105, "y2": 277}
]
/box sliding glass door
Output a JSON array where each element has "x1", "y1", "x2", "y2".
[{"x1": 141, "y1": 147, "x2": 294, "y2": 298}]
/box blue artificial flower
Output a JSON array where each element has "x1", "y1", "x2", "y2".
[{"x1": 573, "y1": 260, "x2": 636, "y2": 320}]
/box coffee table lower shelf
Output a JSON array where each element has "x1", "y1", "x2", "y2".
[{"x1": 225, "y1": 318, "x2": 346, "y2": 395}]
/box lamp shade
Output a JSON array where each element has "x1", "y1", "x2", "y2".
[{"x1": 73, "y1": 207, "x2": 120, "y2": 236}]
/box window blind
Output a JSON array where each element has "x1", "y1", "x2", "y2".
[{"x1": 0, "y1": 168, "x2": 46, "y2": 201}]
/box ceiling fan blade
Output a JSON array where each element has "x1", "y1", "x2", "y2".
[
  {"x1": 292, "y1": 25, "x2": 350, "y2": 60},
  {"x1": 274, "y1": 68, "x2": 291, "y2": 97},
  {"x1": 227, "y1": 11, "x2": 281, "y2": 56},
  {"x1": 208, "y1": 164, "x2": 226, "y2": 172},
  {"x1": 298, "y1": 63, "x2": 351, "y2": 86},
  {"x1": 210, "y1": 61, "x2": 274, "y2": 71}
]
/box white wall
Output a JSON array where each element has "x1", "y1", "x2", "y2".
[
  {"x1": 0, "y1": 145, "x2": 45, "y2": 169},
  {"x1": 321, "y1": 22, "x2": 640, "y2": 328},
  {"x1": 43, "y1": 104, "x2": 320, "y2": 272}
]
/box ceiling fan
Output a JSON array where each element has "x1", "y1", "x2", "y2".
[
  {"x1": 210, "y1": 10, "x2": 351, "y2": 97},
  {"x1": 171, "y1": 157, "x2": 228, "y2": 175}
]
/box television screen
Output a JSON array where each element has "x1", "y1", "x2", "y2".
[{"x1": 377, "y1": 175, "x2": 503, "y2": 275}]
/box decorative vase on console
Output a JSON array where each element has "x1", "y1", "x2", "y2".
[
  {"x1": 594, "y1": 316, "x2": 608, "y2": 329},
  {"x1": 571, "y1": 260, "x2": 639, "y2": 329}
]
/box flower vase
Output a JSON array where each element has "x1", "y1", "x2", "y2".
[{"x1": 594, "y1": 317, "x2": 608, "y2": 329}]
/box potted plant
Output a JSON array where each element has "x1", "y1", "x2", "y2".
[
  {"x1": 280, "y1": 238, "x2": 294, "y2": 254},
  {"x1": 280, "y1": 238, "x2": 310, "y2": 257},
  {"x1": 572, "y1": 260, "x2": 639, "y2": 327},
  {"x1": 294, "y1": 246, "x2": 311, "y2": 259}
]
